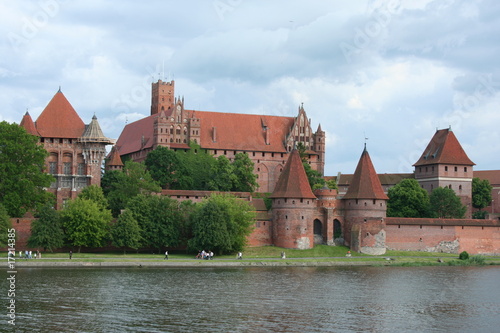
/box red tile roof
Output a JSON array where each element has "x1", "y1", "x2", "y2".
[
  {"x1": 196, "y1": 111, "x2": 295, "y2": 152},
  {"x1": 337, "y1": 173, "x2": 414, "y2": 186},
  {"x1": 474, "y1": 170, "x2": 500, "y2": 186},
  {"x1": 270, "y1": 149, "x2": 316, "y2": 199},
  {"x1": 20, "y1": 112, "x2": 39, "y2": 136},
  {"x1": 35, "y1": 90, "x2": 85, "y2": 138},
  {"x1": 107, "y1": 146, "x2": 124, "y2": 167},
  {"x1": 115, "y1": 110, "x2": 296, "y2": 156},
  {"x1": 115, "y1": 115, "x2": 156, "y2": 155},
  {"x1": 414, "y1": 128, "x2": 474, "y2": 166},
  {"x1": 343, "y1": 147, "x2": 388, "y2": 200}
]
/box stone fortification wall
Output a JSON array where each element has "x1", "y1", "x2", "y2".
[
  {"x1": 247, "y1": 220, "x2": 273, "y2": 247},
  {"x1": 7, "y1": 218, "x2": 35, "y2": 251},
  {"x1": 350, "y1": 219, "x2": 386, "y2": 255},
  {"x1": 272, "y1": 198, "x2": 316, "y2": 249},
  {"x1": 386, "y1": 218, "x2": 500, "y2": 254}
]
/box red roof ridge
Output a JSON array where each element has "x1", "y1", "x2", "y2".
[{"x1": 184, "y1": 109, "x2": 295, "y2": 119}]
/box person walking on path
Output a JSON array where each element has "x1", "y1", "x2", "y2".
[
  {"x1": 237, "y1": 252, "x2": 242, "y2": 260},
  {"x1": 69, "y1": 250, "x2": 73, "y2": 260},
  {"x1": 164, "y1": 250, "x2": 168, "y2": 260}
]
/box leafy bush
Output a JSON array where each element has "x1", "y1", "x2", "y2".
[
  {"x1": 469, "y1": 255, "x2": 485, "y2": 265},
  {"x1": 459, "y1": 251, "x2": 469, "y2": 260},
  {"x1": 472, "y1": 210, "x2": 487, "y2": 219}
]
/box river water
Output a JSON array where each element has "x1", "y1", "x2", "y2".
[{"x1": 2, "y1": 266, "x2": 500, "y2": 332}]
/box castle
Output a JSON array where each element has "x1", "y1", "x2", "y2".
[
  {"x1": 19, "y1": 89, "x2": 112, "y2": 209},
  {"x1": 16, "y1": 82, "x2": 500, "y2": 254},
  {"x1": 113, "y1": 80, "x2": 325, "y2": 193}
]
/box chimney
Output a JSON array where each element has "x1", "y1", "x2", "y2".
[{"x1": 212, "y1": 127, "x2": 216, "y2": 142}]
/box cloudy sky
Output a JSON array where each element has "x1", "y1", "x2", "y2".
[{"x1": 1, "y1": 0, "x2": 499, "y2": 176}]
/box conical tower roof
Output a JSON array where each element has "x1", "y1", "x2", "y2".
[
  {"x1": 343, "y1": 146, "x2": 388, "y2": 200},
  {"x1": 270, "y1": 149, "x2": 316, "y2": 199},
  {"x1": 107, "y1": 146, "x2": 124, "y2": 167},
  {"x1": 20, "y1": 111, "x2": 39, "y2": 136},
  {"x1": 35, "y1": 89, "x2": 85, "y2": 138},
  {"x1": 80, "y1": 115, "x2": 113, "y2": 144},
  {"x1": 413, "y1": 128, "x2": 474, "y2": 166}
]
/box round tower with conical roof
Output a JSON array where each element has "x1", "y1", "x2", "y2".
[
  {"x1": 342, "y1": 145, "x2": 388, "y2": 255},
  {"x1": 270, "y1": 149, "x2": 317, "y2": 249}
]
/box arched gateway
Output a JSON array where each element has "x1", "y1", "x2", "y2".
[{"x1": 314, "y1": 219, "x2": 323, "y2": 244}]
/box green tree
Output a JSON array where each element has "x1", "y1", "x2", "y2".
[
  {"x1": 472, "y1": 177, "x2": 492, "y2": 210},
  {"x1": 387, "y1": 179, "x2": 431, "y2": 217},
  {"x1": 232, "y1": 152, "x2": 258, "y2": 192},
  {"x1": 178, "y1": 142, "x2": 216, "y2": 190},
  {"x1": 126, "y1": 194, "x2": 182, "y2": 252},
  {"x1": 188, "y1": 193, "x2": 255, "y2": 254},
  {"x1": 297, "y1": 142, "x2": 325, "y2": 189},
  {"x1": 60, "y1": 198, "x2": 113, "y2": 252},
  {"x1": 472, "y1": 210, "x2": 488, "y2": 219},
  {"x1": 178, "y1": 199, "x2": 197, "y2": 244},
  {"x1": 110, "y1": 210, "x2": 141, "y2": 254},
  {"x1": 101, "y1": 170, "x2": 128, "y2": 216},
  {"x1": 145, "y1": 146, "x2": 192, "y2": 189},
  {"x1": 0, "y1": 203, "x2": 12, "y2": 248},
  {"x1": 429, "y1": 187, "x2": 467, "y2": 219},
  {"x1": 0, "y1": 121, "x2": 55, "y2": 217},
  {"x1": 326, "y1": 179, "x2": 338, "y2": 190},
  {"x1": 27, "y1": 204, "x2": 65, "y2": 252},
  {"x1": 209, "y1": 155, "x2": 236, "y2": 191},
  {"x1": 102, "y1": 161, "x2": 161, "y2": 217},
  {"x1": 78, "y1": 184, "x2": 109, "y2": 211}
]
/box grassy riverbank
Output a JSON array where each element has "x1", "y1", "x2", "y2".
[{"x1": 5, "y1": 245, "x2": 500, "y2": 267}]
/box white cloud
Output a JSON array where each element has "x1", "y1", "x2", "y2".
[{"x1": 1, "y1": 0, "x2": 499, "y2": 176}]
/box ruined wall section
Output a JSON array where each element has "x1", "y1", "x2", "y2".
[{"x1": 386, "y1": 218, "x2": 500, "y2": 254}]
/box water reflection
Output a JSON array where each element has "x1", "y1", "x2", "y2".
[{"x1": 2, "y1": 266, "x2": 499, "y2": 332}]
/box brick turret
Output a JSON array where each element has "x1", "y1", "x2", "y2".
[
  {"x1": 270, "y1": 149, "x2": 317, "y2": 249},
  {"x1": 151, "y1": 79, "x2": 175, "y2": 115},
  {"x1": 414, "y1": 128, "x2": 475, "y2": 217},
  {"x1": 313, "y1": 123, "x2": 325, "y2": 175},
  {"x1": 20, "y1": 111, "x2": 39, "y2": 136},
  {"x1": 106, "y1": 146, "x2": 124, "y2": 171},
  {"x1": 78, "y1": 115, "x2": 113, "y2": 184},
  {"x1": 343, "y1": 145, "x2": 387, "y2": 254},
  {"x1": 153, "y1": 110, "x2": 169, "y2": 148}
]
